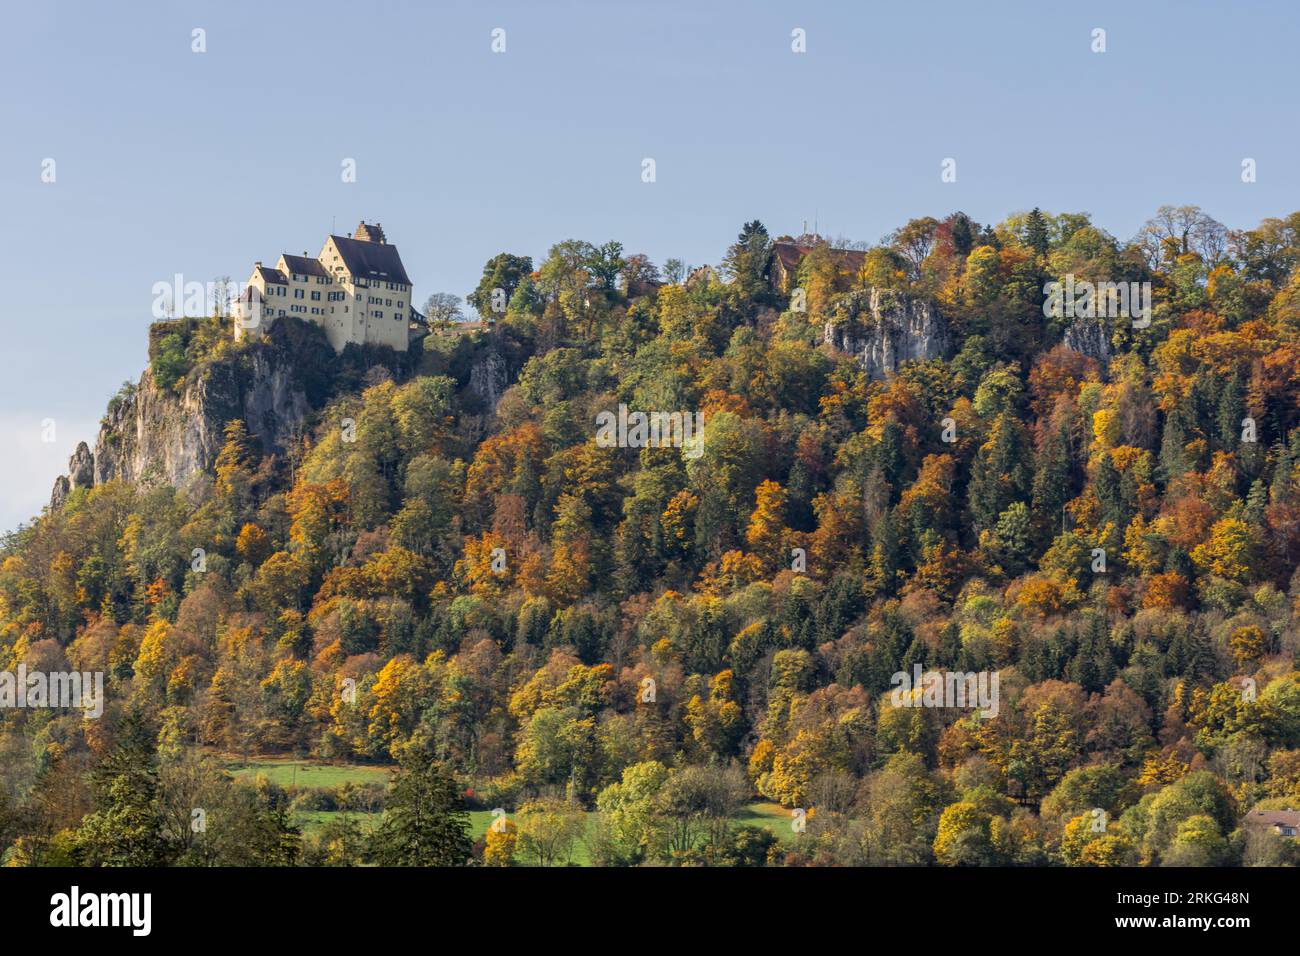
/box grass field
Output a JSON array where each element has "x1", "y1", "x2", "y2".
[
  {"x1": 734, "y1": 802, "x2": 796, "y2": 840},
  {"x1": 226, "y1": 757, "x2": 794, "y2": 863},
  {"x1": 223, "y1": 757, "x2": 392, "y2": 790}
]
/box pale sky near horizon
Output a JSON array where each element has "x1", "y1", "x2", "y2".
[{"x1": 2, "y1": 0, "x2": 1297, "y2": 533}]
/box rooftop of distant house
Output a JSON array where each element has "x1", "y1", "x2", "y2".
[
  {"x1": 1243, "y1": 809, "x2": 1300, "y2": 832},
  {"x1": 771, "y1": 234, "x2": 868, "y2": 274}
]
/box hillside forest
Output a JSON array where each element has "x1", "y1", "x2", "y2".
[{"x1": 5, "y1": 206, "x2": 1300, "y2": 867}]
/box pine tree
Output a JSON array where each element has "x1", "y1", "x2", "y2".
[
  {"x1": 992, "y1": 501, "x2": 1034, "y2": 574},
  {"x1": 1093, "y1": 452, "x2": 1124, "y2": 528},
  {"x1": 1024, "y1": 208, "x2": 1050, "y2": 257},
  {"x1": 248, "y1": 799, "x2": 303, "y2": 866},
  {"x1": 1245, "y1": 479, "x2": 1268, "y2": 524},
  {"x1": 1158, "y1": 407, "x2": 1192, "y2": 484},
  {"x1": 936, "y1": 621, "x2": 963, "y2": 670},
  {"x1": 900, "y1": 636, "x2": 927, "y2": 680},
  {"x1": 373, "y1": 757, "x2": 473, "y2": 866},
  {"x1": 949, "y1": 212, "x2": 975, "y2": 258},
  {"x1": 876, "y1": 419, "x2": 906, "y2": 495},
  {"x1": 968, "y1": 413, "x2": 1032, "y2": 534},
  {"x1": 721, "y1": 220, "x2": 773, "y2": 302},
  {"x1": 813, "y1": 574, "x2": 865, "y2": 644},
  {"x1": 1031, "y1": 415, "x2": 1076, "y2": 543},
  {"x1": 1215, "y1": 371, "x2": 1244, "y2": 451},
  {"x1": 1270, "y1": 430, "x2": 1300, "y2": 503},
  {"x1": 75, "y1": 710, "x2": 172, "y2": 866},
  {"x1": 869, "y1": 507, "x2": 903, "y2": 594}
]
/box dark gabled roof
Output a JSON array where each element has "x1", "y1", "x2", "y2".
[
  {"x1": 329, "y1": 234, "x2": 412, "y2": 285},
  {"x1": 1244, "y1": 810, "x2": 1300, "y2": 827},
  {"x1": 280, "y1": 254, "x2": 329, "y2": 279},
  {"x1": 255, "y1": 264, "x2": 287, "y2": 284},
  {"x1": 771, "y1": 240, "x2": 867, "y2": 274},
  {"x1": 772, "y1": 242, "x2": 805, "y2": 272}
]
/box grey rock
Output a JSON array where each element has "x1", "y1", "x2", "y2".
[
  {"x1": 1063, "y1": 318, "x2": 1111, "y2": 362},
  {"x1": 49, "y1": 442, "x2": 94, "y2": 510},
  {"x1": 823, "y1": 288, "x2": 949, "y2": 379},
  {"x1": 468, "y1": 349, "x2": 508, "y2": 412},
  {"x1": 49, "y1": 475, "x2": 70, "y2": 511},
  {"x1": 68, "y1": 442, "x2": 95, "y2": 490},
  {"x1": 50, "y1": 331, "x2": 313, "y2": 510}
]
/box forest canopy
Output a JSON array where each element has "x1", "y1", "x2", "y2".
[{"x1": 5, "y1": 206, "x2": 1300, "y2": 867}]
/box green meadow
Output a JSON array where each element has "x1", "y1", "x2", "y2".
[
  {"x1": 226, "y1": 757, "x2": 793, "y2": 865},
  {"x1": 223, "y1": 758, "x2": 391, "y2": 790}
]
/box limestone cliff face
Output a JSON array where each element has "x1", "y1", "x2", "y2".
[
  {"x1": 823, "y1": 288, "x2": 949, "y2": 379},
  {"x1": 47, "y1": 317, "x2": 524, "y2": 512},
  {"x1": 467, "y1": 348, "x2": 509, "y2": 412},
  {"x1": 1062, "y1": 318, "x2": 1112, "y2": 363},
  {"x1": 49, "y1": 324, "x2": 316, "y2": 508}
]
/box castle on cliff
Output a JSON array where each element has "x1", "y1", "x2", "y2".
[{"x1": 232, "y1": 221, "x2": 422, "y2": 352}]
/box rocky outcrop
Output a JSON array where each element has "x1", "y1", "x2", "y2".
[
  {"x1": 69, "y1": 442, "x2": 95, "y2": 489},
  {"x1": 49, "y1": 322, "x2": 317, "y2": 509},
  {"x1": 823, "y1": 288, "x2": 949, "y2": 379},
  {"x1": 49, "y1": 476, "x2": 71, "y2": 511},
  {"x1": 49, "y1": 442, "x2": 96, "y2": 510},
  {"x1": 1063, "y1": 318, "x2": 1112, "y2": 363},
  {"x1": 467, "y1": 349, "x2": 509, "y2": 412}
]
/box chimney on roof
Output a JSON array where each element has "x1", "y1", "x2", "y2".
[
  {"x1": 355, "y1": 221, "x2": 386, "y2": 244},
  {"x1": 254, "y1": 261, "x2": 262, "y2": 267}
]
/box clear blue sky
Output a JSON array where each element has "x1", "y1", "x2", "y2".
[{"x1": 2, "y1": 0, "x2": 1297, "y2": 532}]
